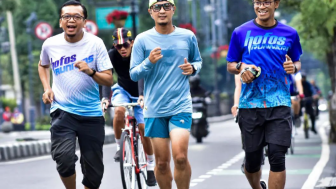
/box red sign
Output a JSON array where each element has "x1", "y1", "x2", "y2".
[
  {"x1": 34, "y1": 22, "x2": 53, "y2": 40},
  {"x1": 85, "y1": 20, "x2": 99, "y2": 35}
]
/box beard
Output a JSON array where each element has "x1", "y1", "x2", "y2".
[
  {"x1": 158, "y1": 22, "x2": 168, "y2": 26},
  {"x1": 66, "y1": 33, "x2": 76, "y2": 38}
]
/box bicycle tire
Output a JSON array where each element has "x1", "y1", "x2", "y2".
[
  {"x1": 304, "y1": 113, "x2": 309, "y2": 139},
  {"x1": 120, "y1": 131, "x2": 136, "y2": 189},
  {"x1": 136, "y1": 133, "x2": 148, "y2": 189},
  {"x1": 290, "y1": 137, "x2": 294, "y2": 154}
]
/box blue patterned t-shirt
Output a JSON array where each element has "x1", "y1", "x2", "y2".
[{"x1": 227, "y1": 20, "x2": 302, "y2": 108}]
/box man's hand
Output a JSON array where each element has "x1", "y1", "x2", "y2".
[
  {"x1": 283, "y1": 55, "x2": 295, "y2": 74},
  {"x1": 178, "y1": 58, "x2": 193, "y2": 75},
  {"x1": 42, "y1": 88, "x2": 54, "y2": 104},
  {"x1": 138, "y1": 95, "x2": 144, "y2": 109},
  {"x1": 231, "y1": 105, "x2": 238, "y2": 117},
  {"x1": 149, "y1": 47, "x2": 163, "y2": 64},
  {"x1": 240, "y1": 63, "x2": 259, "y2": 84},
  {"x1": 101, "y1": 98, "x2": 110, "y2": 113},
  {"x1": 74, "y1": 61, "x2": 93, "y2": 75}
]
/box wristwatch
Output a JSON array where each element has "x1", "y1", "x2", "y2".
[
  {"x1": 236, "y1": 62, "x2": 242, "y2": 71},
  {"x1": 89, "y1": 69, "x2": 96, "y2": 77}
]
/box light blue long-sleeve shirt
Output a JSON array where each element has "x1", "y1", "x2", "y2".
[{"x1": 130, "y1": 27, "x2": 202, "y2": 118}]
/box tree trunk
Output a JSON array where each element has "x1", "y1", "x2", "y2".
[{"x1": 329, "y1": 31, "x2": 336, "y2": 143}]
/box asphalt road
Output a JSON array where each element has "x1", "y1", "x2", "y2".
[{"x1": 0, "y1": 112, "x2": 331, "y2": 189}]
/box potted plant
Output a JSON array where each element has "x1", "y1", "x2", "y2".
[{"x1": 106, "y1": 10, "x2": 129, "y2": 28}]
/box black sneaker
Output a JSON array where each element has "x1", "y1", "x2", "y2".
[
  {"x1": 146, "y1": 170, "x2": 156, "y2": 186},
  {"x1": 114, "y1": 150, "x2": 120, "y2": 162},
  {"x1": 260, "y1": 180, "x2": 267, "y2": 189}
]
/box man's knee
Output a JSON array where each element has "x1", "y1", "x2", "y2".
[
  {"x1": 138, "y1": 123, "x2": 145, "y2": 133},
  {"x1": 54, "y1": 151, "x2": 77, "y2": 177},
  {"x1": 174, "y1": 155, "x2": 188, "y2": 170},
  {"x1": 114, "y1": 108, "x2": 125, "y2": 121},
  {"x1": 51, "y1": 139, "x2": 77, "y2": 177},
  {"x1": 245, "y1": 148, "x2": 263, "y2": 173},
  {"x1": 156, "y1": 160, "x2": 170, "y2": 174},
  {"x1": 268, "y1": 143, "x2": 287, "y2": 172}
]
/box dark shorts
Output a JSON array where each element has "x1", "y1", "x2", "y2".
[
  {"x1": 238, "y1": 106, "x2": 292, "y2": 152},
  {"x1": 50, "y1": 109, "x2": 105, "y2": 189}
]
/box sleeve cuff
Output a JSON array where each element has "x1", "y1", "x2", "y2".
[{"x1": 143, "y1": 58, "x2": 154, "y2": 70}]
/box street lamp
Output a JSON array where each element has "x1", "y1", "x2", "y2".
[
  {"x1": 25, "y1": 12, "x2": 37, "y2": 130},
  {"x1": 130, "y1": 0, "x2": 138, "y2": 36},
  {"x1": 0, "y1": 15, "x2": 5, "y2": 125}
]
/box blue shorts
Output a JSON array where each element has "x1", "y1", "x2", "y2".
[
  {"x1": 144, "y1": 113, "x2": 192, "y2": 138},
  {"x1": 111, "y1": 84, "x2": 144, "y2": 124}
]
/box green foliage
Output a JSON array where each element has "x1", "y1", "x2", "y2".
[
  {"x1": 36, "y1": 115, "x2": 51, "y2": 125},
  {"x1": 0, "y1": 97, "x2": 16, "y2": 110},
  {"x1": 289, "y1": 0, "x2": 336, "y2": 59},
  {"x1": 9, "y1": 0, "x2": 58, "y2": 105},
  {"x1": 0, "y1": 0, "x2": 18, "y2": 12}
]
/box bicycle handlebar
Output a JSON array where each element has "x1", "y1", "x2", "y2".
[{"x1": 107, "y1": 102, "x2": 139, "y2": 108}]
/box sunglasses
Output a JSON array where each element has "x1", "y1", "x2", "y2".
[
  {"x1": 151, "y1": 3, "x2": 173, "y2": 12},
  {"x1": 114, "y1": 42, "x2": 130, "y2": 50}
]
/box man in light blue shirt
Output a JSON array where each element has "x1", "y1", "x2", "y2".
[{"x1": 130, "y1": 0, "x2": 202, "y2": 188}]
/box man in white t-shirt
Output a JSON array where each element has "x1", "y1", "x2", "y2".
[{"x1": 38, "y1": 1, "x2": 113, "y2": 189}]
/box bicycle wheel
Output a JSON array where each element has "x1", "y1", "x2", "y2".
[
  {"x1": 290, "y1": 137, "x2": 294, "y2": 154},
  {"x1": 303, "y1": 113, "x2": 309, "y2": 139},
  {"x1": 120, "y1": 131, "x2": 136, "y2": 189},
  {"x1": 136, "y1": 133, "x2": 148, "y2": 189}
]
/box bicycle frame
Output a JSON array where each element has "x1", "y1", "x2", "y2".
[{"x1": 116, "y1": 104, "x2": 147, "y2": 174}]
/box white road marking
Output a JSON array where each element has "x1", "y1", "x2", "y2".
[
  {"x1": 191, "y1": 179, "x2": 205, "y2": 182},
  {"x1": 199, "y1": 175, "x2": 212, "y2": 179},
  {"x1": 190, "y1": 183, "x2": 198, "y2": 187},
  {"x1": 189, "y1": 151, "x2": 244, "y2": 187},
  {"x1": 301, "y1": 122, "x2": 330, "y2": 189}
]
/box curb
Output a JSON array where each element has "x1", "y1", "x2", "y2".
[
  {"x1": 0, "y1": 114, "x2": 232, "y2": 161},
  {"x1": 0, "y1": 133, "x2": 115, "y2": 161}
]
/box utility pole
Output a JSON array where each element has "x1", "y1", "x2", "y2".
[
  {"x1": 130, "y1": 0, "x2": 138, "y2": 36},
  {"x1": 210, "y1": 0, "x2": 221, "y2": 116},
  {"x1": 0, "y1": 16, "x2": 4, "y2": 125},
  {"x1": 6, "y1": 11, "x2": 22, "y2": 112},
  {"x1": 25, "y1": 12, "x2": 37, "y2": 130}
]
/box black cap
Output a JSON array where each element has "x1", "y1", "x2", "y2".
[{"x1": 112, "y1": 28, "x2": 132, "y2": 45}]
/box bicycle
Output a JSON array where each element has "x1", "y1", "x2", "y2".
[
  {"x1": 301, "y1": 97, "x2": 313, "y2": 139},
  {"x1": 288, "y1": 96, "x2": 299, "y2": 155},
  {"x1": 107, "y1": 102, "x2": 149, "y2": 189}
]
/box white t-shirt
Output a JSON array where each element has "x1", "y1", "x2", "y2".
[{"x1": 40, "y1": 32, "x2": 112, "y2": 116}]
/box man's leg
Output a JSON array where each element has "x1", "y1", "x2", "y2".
[
  {"x1": 170, "y1": 128, "x2": 191, "y2": 189},
  {"x1": 50, "y1": 109, "x2": 78, "y2": 189},
  {"x1": 138, "y1": 123, "x2": 153, "y2": 155},
  {"x1": 60, "y1": 174, "x2": 76, "y2": 189},
  {"x1": 78, "y1": 115, "x2": 105, "y2": 189},
  {"x1": 244, "y1": 148, "x2": 264, "y2": 189},
  {"x1": 151, "y1": 138, "x2": 172, "y2": 189},
  {"x1": 138, "y1": 123, "x2": 156, "y2": 185},
  {"x1": 267, "y1": 143, "x2": 287, "y2": 189},
  {"x1": 113, "y1": 107, "x2": 126, "y2": 160}
]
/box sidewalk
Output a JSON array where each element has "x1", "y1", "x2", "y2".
[{"x1": 0, "y1": 127, "x2": 115, "y2": 161}]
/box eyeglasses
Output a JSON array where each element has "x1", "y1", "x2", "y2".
[
  {"x1": 61, "y1": 15, "x2": 84, "y2": 21},
  {"x1": 114, "y1": 42, "x2": 130, "y2": 50},
  {"x1": 253, "y1": 1, "x2": 274, "y2": 7},
  {"x1": 151, "y1": 3, "x2": 173, "y2": 12}
]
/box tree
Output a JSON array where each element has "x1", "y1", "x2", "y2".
[{"x1": 282, "y1": 0, "x2": 336, "y2": 142}]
